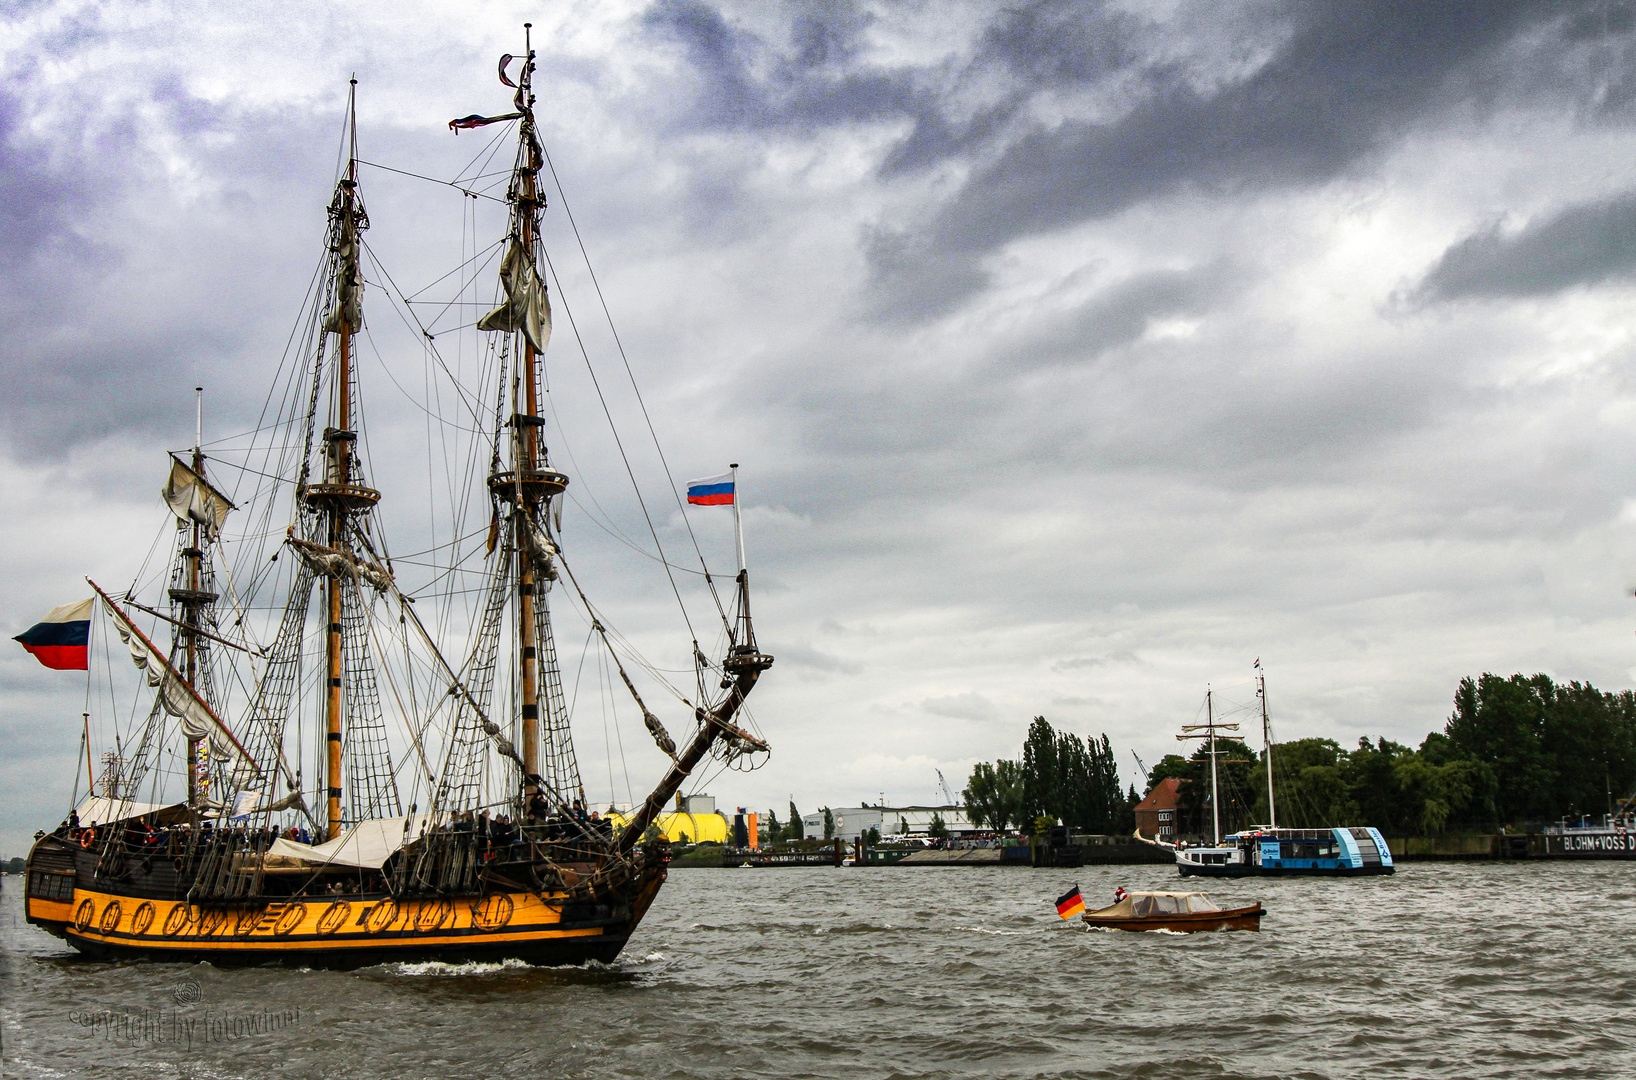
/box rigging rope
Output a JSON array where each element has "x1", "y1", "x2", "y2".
[{"x1": 539, "y1": 144, "x2": 733, "y2": 637}]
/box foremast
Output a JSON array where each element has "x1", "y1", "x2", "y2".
[
  {"x1": 500, "y1": 34, "x2": 553, "y2": 803},
  {"x1": 457, "y1": 28, "x2": 573, "y2": 806},
  {"x1": 457, "y1": 28, "x2": 771, "y2": 844}
]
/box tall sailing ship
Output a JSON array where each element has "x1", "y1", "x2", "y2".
[{"x1": 22, "y1": 33, "x2": 773, "y2": 966}]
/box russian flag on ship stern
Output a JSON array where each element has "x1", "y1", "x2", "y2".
[
  {"x1": 14, "y1": 598, "x2": 93, "y2": 670},
  {"x1": 686, "y1": 472, "x2": 735, "y2": 506}
]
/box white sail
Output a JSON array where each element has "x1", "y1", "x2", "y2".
[
  {"x1": 477, "y1": 238, "x2": 552, "y2": 353},
  {"x1": 100, "y1": 595, "x2": 255, "y2": 775},
  {"x1": 162, "y1": 457, "x2": 234, "y2": 540},
  {"x1": 321, "y1": 230, "x2": 365, "y2": 334}
]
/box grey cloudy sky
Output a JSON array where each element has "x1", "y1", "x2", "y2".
[{"x1": 6, "y1": 0, "x2": 1636, "y2": 853}]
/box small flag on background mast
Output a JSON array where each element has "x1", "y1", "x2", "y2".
[
  {"x1": 1055, "y1": 885, "x2": 1086, "y2": 919},
  {"x1": 686, "y1": 471, "x2": 735, "y2": 506},
  {"x1": 13, "y1": 598, "x2": 94, "y2": 671}
]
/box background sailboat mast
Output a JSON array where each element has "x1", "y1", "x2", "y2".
[
  {"x1": 1259, "y1": 671, "x2": 1276, "y2": 829},
  {"x1": 515, "y1": 25, "x2": 543, "y2": 799},
  {"x1": 1179, "y1": 688, "x2": 1237, "y2": 845},
  {"x1": 1207, "y1": 690, "x2": 1219, "y2": 844}
]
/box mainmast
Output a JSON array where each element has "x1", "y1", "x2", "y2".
[{"x1": 306, "y1": 79, "x2": 378, "y2": 839}]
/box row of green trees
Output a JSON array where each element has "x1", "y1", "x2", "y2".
[
  {"x1": 963, "y1": 717, "x2": 1136, "y2": 834},
  {"x1": 1149, "y1": 673, "x2": 1636, "y2": 836}
]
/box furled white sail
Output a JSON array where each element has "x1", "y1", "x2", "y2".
[
  {"x1": 100, "y1": 596, "x2": 254, "y2": 774},
  {"x1": 162, "y1": 458, "x2": 234, "y2": 540},
  {"x1": 477, "y1": 239, "x2": 551, "y2": 353},
  {"x1": 322, "y1": 230, "x2": 365, "y2": 335},
  {"x1": 287, "y1": 536, "x2": 393, "y2": 591}
]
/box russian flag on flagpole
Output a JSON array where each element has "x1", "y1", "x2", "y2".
[
  {"x1": 14, "y1": 598, "x2": 94, "y2": 671},
  {"x1": 686, "y1": 471, "x2": 735, "y2": 506}
]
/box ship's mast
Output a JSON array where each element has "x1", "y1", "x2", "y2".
[
  {"x1": 166, "y1": 386, "x2": 222, "y2": 809},
  {"x1": 184, "y1": 390, "x2": 205, "y2": 805},
  {"x1": 455, "y1": 29, "x2": 772, "y2": 837},
  {"x1": 1259, "y1": 671, "x2": 1276, "y2": 830},
  {"x1": 516, "y1": 25, "x2": 542, "y2": 800},
  {"x1": 1179, "y1": 688, "x2": 1238, "y2": 846},
  {"x1": 1208, "y1": 691, "x2": 1218, "y2": 844},
  {"x1": 310, "y1": 79, "x2": 373, "y2": 839}
]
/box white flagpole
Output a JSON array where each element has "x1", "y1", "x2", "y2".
[{"x1": 730, "y1": 462, "x2": 746, "y2": 572}]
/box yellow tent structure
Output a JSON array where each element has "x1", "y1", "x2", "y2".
[{"x1": 603, "y1": 809, "x2": 728, "y2": 845}]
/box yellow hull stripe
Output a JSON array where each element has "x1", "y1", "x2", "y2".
[{"x1": 43, "y1": 888, "x2": 613, "y2": 953}]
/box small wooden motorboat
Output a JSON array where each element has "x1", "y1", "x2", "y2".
[{"x1": 1082, "y1": 891, "x2": 1262, "y2": 933}]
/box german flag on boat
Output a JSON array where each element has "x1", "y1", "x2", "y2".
[
  {"x1": 14, "y1": 598, "x2": 93, "y2": 671},
  {"x1": 1055, "y1": 885, "x2": 1086, "y2": 919}
]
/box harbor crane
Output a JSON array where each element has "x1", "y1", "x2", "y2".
[
  {"x1": 935, "y1": 769, "x2": 957, "y2": 805},
  {"x1": 1131, "y1": 750, "x2": 1150, "y2": 782}
]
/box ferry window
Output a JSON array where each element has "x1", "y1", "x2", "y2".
[
  {"x1": 1133, "y1": 897, "x2": 1154, "y2": 916},
  {"x1": 1152, "y1": 896, "x2": 1182, "y2": 914},
  {"x1": 1186, "y1": 896, "x2": 1220, "y2": 913}
]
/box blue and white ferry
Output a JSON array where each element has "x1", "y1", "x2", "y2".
[
  {"x1": 1146, "y1": 672, "x2": 1396, "y2": 877},
  {"x1": 1173, "y1": 826, "x2": 1395, "y2": 877}
]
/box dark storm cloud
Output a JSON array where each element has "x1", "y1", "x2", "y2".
[
  {"x1": 642, "y1": 0, "x2": 925, "y2": 130},
  {"x1": 0, "y1": 85, "x2": 95, "y2": 272},
  {"x1": 645, "y1": 2, "x2": 1572, "y2": 318},
  {"x1": 0, "y1": 63, "x2": 342, "y2": 460},
  {"x1": 909, "y1": 3, "x2": 1554, "y2": 311},
  {"x1": 1410, "y1": 191, "x2": 1636, "y2": 303}
]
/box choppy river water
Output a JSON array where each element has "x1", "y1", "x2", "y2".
[{"x1": 2, "y1": 861, "x2": 1633, "y2": 1079}]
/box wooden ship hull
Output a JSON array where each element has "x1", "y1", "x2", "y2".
[
  {"x1": 26, "y1": 832, "x2": 669, "y2": 968},
  {"x1": 1083, "y1": 902, "x2": 1263, "y2": 933}
]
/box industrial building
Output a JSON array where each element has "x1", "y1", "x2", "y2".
[
  {"x1": 605, "y1": 794, "x2": 729, "y2": 844},
  {"x1": 801, "y1": 805, "x2": 975, "y2": 842}
]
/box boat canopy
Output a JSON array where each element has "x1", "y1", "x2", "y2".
[
  {"x1": 264, "y1": 814, "x2": 436, "y2": 869},
  {"x1": 73, "y1": 797, "x2": 189, "y2": 828},
  {"x1": 1090, "y1": 891, "x2": 1222, "y2": 916}
]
